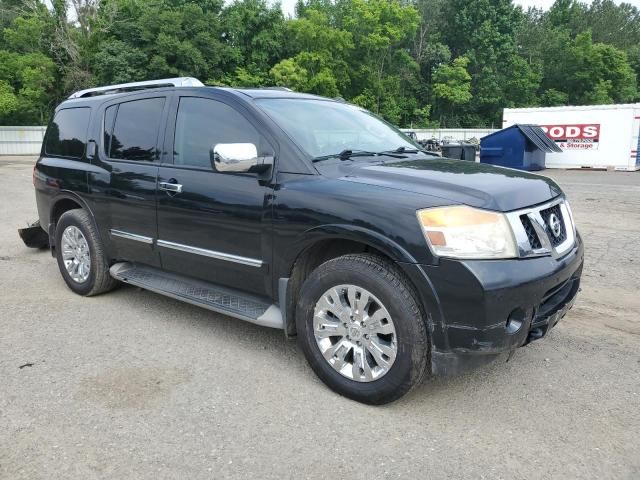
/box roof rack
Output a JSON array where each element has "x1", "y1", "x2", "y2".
[
  {"x1": 262, "y1": 86, "x2": 293, "y2": 92},
  {"x1": 68, "y1": 77, "x2": 204, "y2": 99}
]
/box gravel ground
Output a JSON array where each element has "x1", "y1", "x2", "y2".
[{"x1": 1, "y1": 156, "x2": 639, "y2": 480}]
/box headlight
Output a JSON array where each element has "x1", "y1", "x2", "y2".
[{"x1": 417, "y1": 205, "x2": 517, "y2": 259}]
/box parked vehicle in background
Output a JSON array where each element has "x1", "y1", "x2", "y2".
[
  {"x1": 27, "y1": 78, "x2": 584, "y2": 404},
  {"x1": 403, "y1": 131, "x2": 441, "y2": 153},
  {"x1": 404, "y1": 130, "x2": 429, "y2": 149}
]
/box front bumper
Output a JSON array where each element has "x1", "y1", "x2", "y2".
[{"x1": 399, "y1": 232, "x2": 584, "y2": 376}]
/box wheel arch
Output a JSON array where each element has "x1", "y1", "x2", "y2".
[
  {"x1": 280, "y1": 225, "x2": 420, "y2": 337},
  {"x1": 48, "y1": 192, "x2": 100, "y2": 252}
]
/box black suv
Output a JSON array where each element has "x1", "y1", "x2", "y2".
[{"x1": 30, "y1": 78, "x2": 583, "y2": 404}]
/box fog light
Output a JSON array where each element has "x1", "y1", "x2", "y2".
[{"x1": 505, "y1": 309, "x2": 525, "y2": 334}]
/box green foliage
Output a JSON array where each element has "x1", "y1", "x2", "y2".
[
  {"x1": 0, "y1": 50, "x2": 55, "y2": 124},
  {"x1": 271, "y1": 58, "x2": 309, "y2": 91},
  {"x1": 541, "y1": 89, "x2": 569, "y2": 106},
  {"x1": 432, "y1": 57, "x2": 472, "y2": 105},
  {"x1": 519, "y1": 0, "x2": 638, "y2": 109},
  {"x1": 0, "y1": 0, "x2": 638, "y2": 127},
  {"x1": 566, "y1": 32, "x2": 637, "y2": 104},
  {"x1": 0, "y1": 80, "x2": 19, "y2": 117},
  {"x1": 91, "y1": 40, "x2": 146, "y2": 84}
]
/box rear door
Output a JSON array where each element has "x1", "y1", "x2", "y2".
[
  {"x1": 156, "y1": 94, "x2": 275, "y2": 296},
  {"x1": 88, "y1": 93, "x2": 169, "y2": 267}
]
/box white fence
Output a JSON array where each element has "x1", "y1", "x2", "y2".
[
  {"x1": 0, "y1": 126, "x2": 47, "y2": 155},
  {"x1": 0, "y1": 126, "x2": 498, "y2": 156},
  {"x1": 402, "y1": 128, "x2": 497, "y2": 142}
]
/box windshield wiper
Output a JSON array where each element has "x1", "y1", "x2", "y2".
[
  {"x1": 312, "y1": 148, "x2": 406, "y2": 163},
  {"x1": 312, "y1": 149, "x2": 379, "y2": 163},
  {"x1": 381, "y1": 146, "x2": 422, "y2": 154}
]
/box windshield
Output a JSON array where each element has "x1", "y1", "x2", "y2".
[{"x1": 256, "y1": 98, "x2": 419, "y2": 159}]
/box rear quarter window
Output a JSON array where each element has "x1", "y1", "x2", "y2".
[
  {"x1": 106, "y1": 97, "x2": 166, "y2": 161},
  {"x1": 44, "y1": 107, "x2": 91, "y2": 159}
]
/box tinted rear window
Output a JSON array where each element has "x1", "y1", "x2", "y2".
[
  {"x1": 108, "y1": 98, "x2": 165, "y2": 161},
  {"x1": 45, "y1": 107, "x2": 91, "y2": 159},
  {"x1": 103, "y1": 104, "x2": 117, "y2": 156}
]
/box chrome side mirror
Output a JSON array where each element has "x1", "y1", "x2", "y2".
[{"x1": 211, "y1": 143, "x2": 259, "y2": 173}]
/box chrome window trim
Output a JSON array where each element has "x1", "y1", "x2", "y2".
[
  {"x1": 156, "y1": 240, "x2": 263, "y2": 268},
  {"x1": 110, "y1": 229, "x2": 154, "y2": 245},
  {"x1": 505, "y1": 197, "x2": 576, "y2": 259}
]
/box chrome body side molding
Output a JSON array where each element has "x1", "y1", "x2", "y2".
[
  {"x1": 110, "y1": 229, "x2": 154, "y2": 244},
  {"x1": 156, "y1": 239, "x2": 263, "y2": 268}
]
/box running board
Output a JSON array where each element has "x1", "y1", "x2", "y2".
[{"x1": 109, "y1": 262, "x2": 283, "y2": 329}]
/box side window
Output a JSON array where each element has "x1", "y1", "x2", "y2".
[
  {"x1": 103, "y1": 104, "x2": 117, "y2": 156},
  {"x1": 173, "y1": 97, "x2": 267, "y2": 169},
  {"x1": 45, "y1": 107, "x2": 91, "y2": 159},
  {"x1": 108, "y1": 97, "x2": 165, "y2": 161}
]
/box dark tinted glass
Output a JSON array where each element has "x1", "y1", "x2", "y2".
[
  {"x1": 103, "y1": 104, "x2": 117, "y2": 156},
  {"x1": 174, "y1": 97, "x2": 264, "y2": 168},
  {"x1": 110, "y1": 98, "x2": 165, "y2": 161},
  {"x1": 45, "y1": 107, "x2": 90, "y2": 159}
]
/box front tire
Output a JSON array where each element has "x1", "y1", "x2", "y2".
[
  {"x1": 296, "y1": 254, "x2": 429, "y2": 405},
  {"x1": 55, "y1": 209, "x2": 118, "y2": 296}
]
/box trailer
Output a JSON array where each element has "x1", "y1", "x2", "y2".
[{"x1": 503, "y1": 104, "x2": 640, "y2": 171}]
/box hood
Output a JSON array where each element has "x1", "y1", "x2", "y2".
[{"x1": 320, "y1": 157, "x2": 563, "y2": 212}]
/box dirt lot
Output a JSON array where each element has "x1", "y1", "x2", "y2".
[{"x1": 1, "y1": 156, "x2": 638, "y2": 479}]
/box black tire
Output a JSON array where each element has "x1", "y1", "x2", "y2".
[
  {"x1": 296, "y1": 254, "x2": 429, "y2": 405},
  {"x1": 54, "y1": 209, "x2": 118, "y2": 296}
]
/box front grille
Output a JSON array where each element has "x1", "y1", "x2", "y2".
[
  {"x1": 520, "y1": 214, "x2": 542, "y2": 249},
  {"x1": 508, "y1": 199, "x2": 575, "y2": 258},
  {"x1": 540, "y1": 205, "x2": 567, "y2": 246}
]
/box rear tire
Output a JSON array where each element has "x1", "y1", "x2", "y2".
[
  {"x1": 55, "y1": 209, "x2": 118, "y2": 296},
  {"x1": 296, "y1": 254, "x2": 429, "y2": 405}
]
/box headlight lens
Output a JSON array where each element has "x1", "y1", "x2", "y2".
[{"x1": 417, "y1": 205, "x2": 517, "y2": 259}]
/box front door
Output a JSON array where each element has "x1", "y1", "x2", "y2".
[
  {"x1": 156, "y1": 95, "x2": 275, "y2": 296},
  {"x1": 89, "y1": 94, "x2": 168, "y2": 267}
]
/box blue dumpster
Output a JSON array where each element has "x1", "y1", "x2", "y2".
[{"x1": 480, "y1": 124, "x2": 562, "y2": 171}]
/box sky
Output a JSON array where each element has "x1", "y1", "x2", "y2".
[{"x1": 275, "y1": 0, "x2": 640, "y2": 17}]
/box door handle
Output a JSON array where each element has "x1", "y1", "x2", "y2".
[{"x1": 159, "y1": 181, "x2": 183, "y2": 194}]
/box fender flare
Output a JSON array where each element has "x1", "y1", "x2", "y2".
[
  {"x1": 288, "y1": 223, "x2": 420, "y2": 269},
  {"x1": 48, "y1": 191, "x2": 102, "y2": 247},
  {"x1": 279, "y1": 224, "x2": 417, "y2": 336}
]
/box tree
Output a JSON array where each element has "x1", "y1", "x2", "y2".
[
  {"x1": 0, "y1": 6, "x2": 57, "y2": 124},
  {"x1": 340, "y1": 0, "x2": 420, "y2": 118},
  {"x1": 432, "y1": 56, "x2": 472, "y2": 125},
  {"x1": 540, "y1": 88, "x2": 568, "y2": 106},
  {"x1": 220, "y1": 0, "x2": 286, "y2": 84},
  {"x1": 273, "y1": 0, "x2": 425, "y2": 125},
  {"x1": 91, "y1": 40, "x2": 146, "y2": 84},
  {"x1": 0, "y1": 80, "x2": 19, "y2": 118},
  {"x1": 0, "y1": 0, "x2": 638, "y2": 127},
  {"x1": 442, "y1": 0, "x2": 541, "y2": 125},
  {"x1": 270, "y1": 7, "x2": 352, "y2": 95},
  {"x1": 0, "y1": 51, "x2": 56, "y2": 124},
  {"x1": 538, "y1": 30, "x2": 637, "y2": 105},
  {"x1": 270, "y1": 58, "x2": 309, "y2": 91}
]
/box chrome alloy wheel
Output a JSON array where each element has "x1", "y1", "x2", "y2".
[
  {"x1": 313, "y1": 284, "x2": 397, "y2": 382},
  {"x1": 61, "y1": 225, "x2": 91, "y2": 283}
]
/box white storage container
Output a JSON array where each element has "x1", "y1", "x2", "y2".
[{"x1": 503, "y1": 104, "x2": 640, "y2": 171}]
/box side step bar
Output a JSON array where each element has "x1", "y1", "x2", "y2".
[{"x1": 109, "y1": 263, "x2": 283, "y2": 329}]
